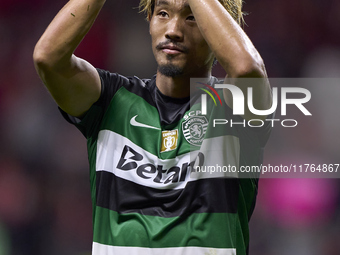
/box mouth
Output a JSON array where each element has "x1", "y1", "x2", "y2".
[
  {"x1": 156, "y1": 42, "x2": 188, "y2": 55},
  {"x1": 161, "y1": 45, "x2": 183, "y2": 54}
]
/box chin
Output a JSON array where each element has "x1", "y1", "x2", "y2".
[{"x1": 157, "y1": 63, "x2": 184, "y2": 77}]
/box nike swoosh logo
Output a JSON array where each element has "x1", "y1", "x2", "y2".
[{"x1": 130, "y1": 115, "x2": 161, "y2": 130}]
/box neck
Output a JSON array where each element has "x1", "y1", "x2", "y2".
[{"x1": 155, "y1": 70, "x2": 212, "y2": 98}]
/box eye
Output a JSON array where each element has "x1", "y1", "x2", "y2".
[
  {"x1": 157, "y1": 11, "x2": 169, "y2": 18},
  {"x1": 186, "y1": 15, "x2": 195, "y2": 21}
]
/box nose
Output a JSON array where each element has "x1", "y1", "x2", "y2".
[{"x1": 165, "y1": 17, "x2": 184, "y2": 41}]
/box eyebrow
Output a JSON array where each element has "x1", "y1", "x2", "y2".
[
  {"x1": 155, "y1": 0, "x2": 191, "y2": 10},
  {"x1": 155, "y1": 0, "x2": 169, "y2": 6}
]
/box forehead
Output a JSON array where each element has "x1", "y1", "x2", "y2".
[{"x1": 154, "y1": 0, "x2": 190, "y2": 10}]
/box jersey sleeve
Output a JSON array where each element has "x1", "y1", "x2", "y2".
[{"x1": 59, "y1": 68, "x2": 126, "y2": 138}]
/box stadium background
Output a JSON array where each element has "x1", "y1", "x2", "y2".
[{"x1": 0, "y1": 0, "x2": 339, "y2": 254}]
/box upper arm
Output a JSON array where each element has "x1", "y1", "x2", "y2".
[{"x1": 34, "y1": 54, "x2": 101, "y2": 118}]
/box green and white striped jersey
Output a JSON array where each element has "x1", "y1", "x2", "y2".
[{"x1": 61, "y1": 69, "x2": 272, "y2": 255}]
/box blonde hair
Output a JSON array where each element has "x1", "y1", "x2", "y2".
[{"x1": 139, "y1": 0, "x2": 244, "y2": 25}]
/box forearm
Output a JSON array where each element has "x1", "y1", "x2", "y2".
[
  {"x1": 33, "y1": 0, "x2": 106, "y2": 69},
  {"x1": 33, "y1": 0, "x2": 105, "y2": 117},
  {"x1": 188, "y1": 0, "x2": 265, "y2": 78}
]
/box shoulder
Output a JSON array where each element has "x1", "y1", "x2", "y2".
[{"x1": 96, "y1": 68, "x2": 155, "y2": 92}]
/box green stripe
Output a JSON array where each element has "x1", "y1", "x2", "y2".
[
  {"x1": 99, "y1": 87, "x2": 243, "y2": 157},
  {"x1": 93, "y1": 206, "x2": 243, "y2": 250},
  {"x1": 99, "y1": 87, "x2": 191, "y2": 158}
]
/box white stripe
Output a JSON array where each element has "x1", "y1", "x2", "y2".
[
  {"x1": 96, "y1": 130, "x2": 239, "y2": 190},
  {"x1": 92, "y1": 242, "x2": 236, "y2": 255}
]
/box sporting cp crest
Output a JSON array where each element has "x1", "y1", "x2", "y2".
[{"x1": 182, "y1": 116, "x2": 208, "y2": 146}]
